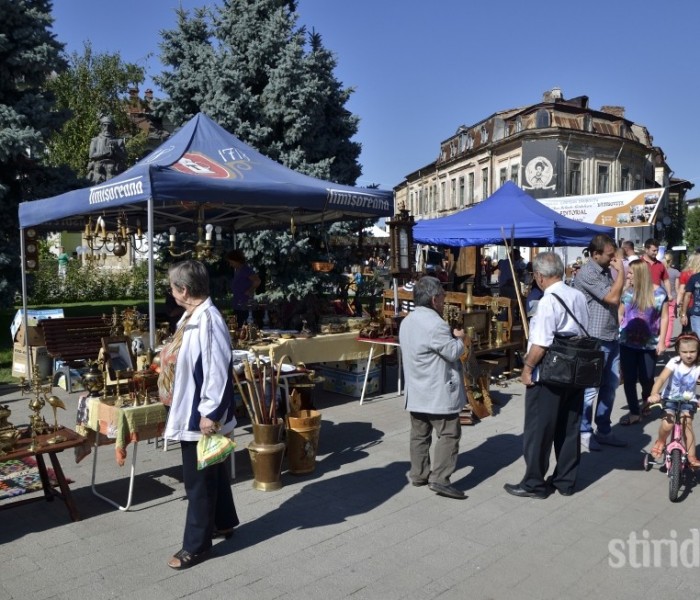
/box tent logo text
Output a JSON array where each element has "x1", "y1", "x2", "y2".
[
  {"x1": 327, "y1": 189, "x2": 390, "y2": 212},
  {"x1": 89, "y1": 177, "x2": 144, "y2": 205},
  {"x1": 172, "y1": 152, "x2": 231, "y2": 178}
]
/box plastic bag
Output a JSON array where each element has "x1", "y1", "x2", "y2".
[{"x1": 197, "y1": 433, "x2": 236, "y2": 470}]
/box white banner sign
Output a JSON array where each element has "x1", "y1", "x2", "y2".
[{"x1": 539, "y1": 188, "x2": 665, "y2": 229}]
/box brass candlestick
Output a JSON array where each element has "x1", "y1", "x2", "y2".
[{"x1": 21, "y1": 365, "x2": 52, "y2": 452}]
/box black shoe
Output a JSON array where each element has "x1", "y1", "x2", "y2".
[
  {"x1": 428, "y1": 482, "x2": 466, "y2": 499},
  {"x1": 503, "y1": 483, "x2": 549, "y2": 499}
]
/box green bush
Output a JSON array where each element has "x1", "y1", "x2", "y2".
[{"x1": 28, "y1": 259, "x2": 154, "y2": 303}]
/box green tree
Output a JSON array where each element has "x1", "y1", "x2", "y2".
[
  {"x1": 156, "y1": 0, "x2": 365, "y2": 301},
  {"x1": 664, "y1": 192, "x2": 687, "y2": 248},
  {"x1": 685, "y1": 207, "x2": 700, "y2": 250},
  {"x1": 45, "y1": 43, "x2": 147, "y2": 177},
  {"x1": 0, "y1": 0, "x2": 68, "y2": 304}
]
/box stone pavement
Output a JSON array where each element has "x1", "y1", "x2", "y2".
[{"x1": 1, "y1": 365, "x2": 698, "y2": 600}]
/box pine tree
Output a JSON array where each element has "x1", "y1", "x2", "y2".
[
  {"x1": 156, "y1": 0, "x2": 365, "y2": 303},
  {"x1": 0, "y1": 0, "x2": 67, "y2": 303}
]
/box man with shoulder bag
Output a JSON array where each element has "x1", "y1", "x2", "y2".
[{"x1": 504, "y1": 252, "x2": 589, "y2": 499}]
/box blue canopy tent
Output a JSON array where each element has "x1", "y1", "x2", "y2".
[
  {"x1": 19, "y1": 112, "x2": 392, "y2": 231},
  {"x1": 413, "y1": 181, "x2": 614, "y2": 247},
  {"x1": 18, "y1": 113, "x2": 393, "y2": 348}
]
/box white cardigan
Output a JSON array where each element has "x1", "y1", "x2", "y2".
[{"x1": 164, "y1": 298, "x2": 236, "y2": 442}]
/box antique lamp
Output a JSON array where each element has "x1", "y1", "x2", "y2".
[
  {"x1": 168, "y1": 205, "x2": 224, "y2": 260},
  {"x1": 388, "y1": 202, "x2": 414, "y2": 279}
]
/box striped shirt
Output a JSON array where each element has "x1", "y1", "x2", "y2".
[{"x1": 573, "y1": 259, "x2": 619, "y2": 341}]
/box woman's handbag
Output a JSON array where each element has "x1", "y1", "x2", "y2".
[{"x1": 538, "y1": 294, "x2": 604, "y2": 389}]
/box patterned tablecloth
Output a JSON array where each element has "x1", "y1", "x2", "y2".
[{"x1": 76, "y1": 395, "x2": 167, "y2": 466}]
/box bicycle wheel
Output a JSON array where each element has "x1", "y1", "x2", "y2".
[{"x1": 669, "y1": 449, "x2": 682, "y2": 502}]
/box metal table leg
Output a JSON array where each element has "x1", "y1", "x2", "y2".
[
  {"x1": 90, "y1": 439, "x2": 138, "y2": 511},
  {"x1": 359, "y1": 344, "x2": 375, "y2": 405}
]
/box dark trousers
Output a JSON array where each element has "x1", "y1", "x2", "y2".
[
  {"x1": 181, "y1": 440, "x2": 239, "y2": 554},
  {"x1": 619, "y1": 345, "x2": 656, "y2": 415},
  {"x1": 409, "y1": 412, "x2": 461, "y2": 485},
  {"x1": 521, "y1": 382, "x2": 584, "y2": 494}
]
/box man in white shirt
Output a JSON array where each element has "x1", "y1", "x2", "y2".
[{"x1": 504, "y1": 252, "x2": 589, "y2": 499}]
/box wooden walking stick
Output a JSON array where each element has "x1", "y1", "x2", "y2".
[{"x1": 501, "y1": 226, "x2": 529, "y2": 340}]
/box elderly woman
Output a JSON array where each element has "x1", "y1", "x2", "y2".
[{"x1": 159, "y1": 260, "x2": 239, "y2": 569}]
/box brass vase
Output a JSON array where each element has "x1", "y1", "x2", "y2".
[
  {"x1": 248, "y1": 420, "x2": 285, "y2": 491},
  {"x1": 465, "y1": 280, "x2": 474, "y2": 313}
]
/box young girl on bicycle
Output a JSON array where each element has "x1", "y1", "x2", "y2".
[{"x1": 647, "y1": 332, "x2": 700, "y2": 467}]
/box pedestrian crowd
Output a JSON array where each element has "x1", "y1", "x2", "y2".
[{"x1": 398, "y1": 234, "x2": 700, "y2": 501}]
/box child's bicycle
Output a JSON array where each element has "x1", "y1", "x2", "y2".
[{"x1": 643, "y1": 396, "x2": 699, "y2": 502}]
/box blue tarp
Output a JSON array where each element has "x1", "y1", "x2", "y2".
[
  {"x1": 412, "y1": 181, "x2": 614, "y2": 247},
  {"x1": 19, "y1": 113, "x2": 392, "y2": 230}
]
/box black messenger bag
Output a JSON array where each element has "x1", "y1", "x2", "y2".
[{"x1": 537, "y1": 294, "x2": 604, "y2": 389}]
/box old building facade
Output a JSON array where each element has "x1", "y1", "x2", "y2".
[{"x1": 394, "y1": 88, "x2": 688, "y2": 240}]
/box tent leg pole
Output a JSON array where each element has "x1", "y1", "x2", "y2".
[
  {"x1": 19, "y1": 228, "x2": 33, "y2": 375},
  {"x1": 147, "y1": 197, "x2": 156, "y2": 350}
]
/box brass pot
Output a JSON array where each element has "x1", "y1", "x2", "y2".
[
  {"x1": 248, "y1": 420, "x2": 285, "y2": 491},
  {"x1": 81, "y1": 363, "x2": 104, "y2": 396},
  {"x1": 0, "y1": 428, "x2": 20, "y2": 455}
]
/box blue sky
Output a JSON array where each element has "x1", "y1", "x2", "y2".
[{"x1": 51, "y1": 0, "x2": 700, "y2": 197}]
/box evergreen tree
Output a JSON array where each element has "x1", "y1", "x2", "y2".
[
  {"x1": 156, "y1": 0, "x2": 366, "y2": 303},
  {"x1": 0, "y1": 0, "x2": 67, "y2": 303},
  {"x1": 45, "y1": 43, "x2": 147, "y2": 177}
]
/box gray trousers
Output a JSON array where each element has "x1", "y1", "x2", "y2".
[{"x1": 409, "y1": 412, "x2": 461, "y2": 485}]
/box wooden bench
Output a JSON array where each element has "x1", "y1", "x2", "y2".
[{"x1": 40, "y1": 316, "x2": 113, "y2": 392}]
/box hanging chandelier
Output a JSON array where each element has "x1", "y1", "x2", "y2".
[
  {"x1": 167, "y1": 205, "x2": 224, "y2": 260},
  {"x1": 83, "y1": 211, "x2": 148, "y2": 257}
]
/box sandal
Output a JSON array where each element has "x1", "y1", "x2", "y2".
[
  {"x1": 619, "y1": 413, "x2": 642, "y2": 426},
  {"x1": 650, "y1": 441, "x2": 665, "y2": 460},
  {"x1": 167, "y1": 548, "x2": 210, "y2": 570}
]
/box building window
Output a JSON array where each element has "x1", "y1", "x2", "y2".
[
  {"x1": 499, "y1": 167, "x2": 507, "y2": 187},
  {"x1": 440, "y1": 181, "x2": 446, "y2": 208},
  {"x1": 459, "y1": 176, "x2": 465, "y2": 206},
  {"x1": 481, "y1": 168, "x2": 489, "y2": 199},
  {"x1": 480, "y1": 125, "x2": 489, "y2": 143},
  {"x1": 451, "y1": 179, "x2": 457, "y2": 209},
  {"x1": 514, "y1": 116, "x2": 523, "y2": 133},
  {"x1": 535, "y1": 108, "x2": 550, "y2": 128},
  {"x1": 567, "y1": 159, "x2": 581, "y2": 195},
  {"x1": 510, "y1": 164, "x2": 519, "y2": 184},
  {"x1": 621, "y1": 167, "x2": 631, "y2": 191},
  {"x1": 597, "y1": 163, "x2": 610, "y2": 193},
  {"x1": 468, "y1": 173, "x2": 474, "y2": 204}
]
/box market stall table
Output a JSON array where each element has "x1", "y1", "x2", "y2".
[
  {"x1": 76, "y1": 395, "x2": 167, "y2": 511},
  {"x1": 250, "y1": 331, "x2": 383, "y2": 365},
  {"x1": 0, "y1": 427, "x2": 85, "y2": 522},
  {"x1": 356, "y1": 337, "x2": 402, "y2": 405}
]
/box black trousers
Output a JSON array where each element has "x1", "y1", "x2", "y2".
[
  {"x1": 521, "y1": 382, "x2": 584, "y2": 494},
  {"x1": 181, "y1": 440, "x2": 239, "y2": 554}
]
